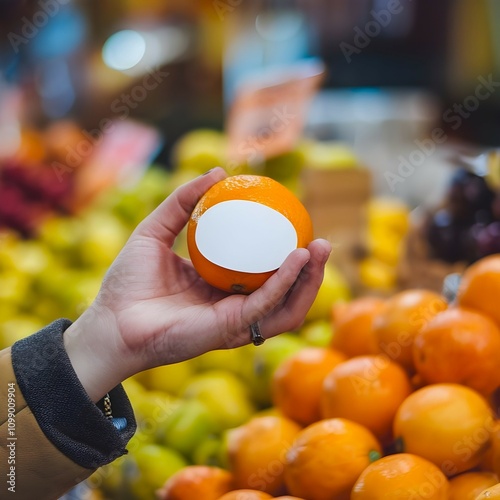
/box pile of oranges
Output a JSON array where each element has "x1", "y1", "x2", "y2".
[{"x1": 159, "y1": 254, "x2": 500, "y2": 500}]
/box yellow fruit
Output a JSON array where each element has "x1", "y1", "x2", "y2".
[
  {"x1": 182, "y1": 370, "x2": 255, "y2": 431},
  {"x1": 145, "y1": 361, "x2": 196, "y2": 396},
  {"x1": 305, "y1": 264, "x2": 351, "y2": 321}
]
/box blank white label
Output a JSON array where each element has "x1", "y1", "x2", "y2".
[{"x1": 195, "y1": 200, "x2": 298, "y2": 273}]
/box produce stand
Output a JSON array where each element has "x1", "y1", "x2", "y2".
[{"x1": 2, "y1": 2, "x2": 500, "y2": 500}]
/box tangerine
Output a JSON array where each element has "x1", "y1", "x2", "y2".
[
  {"x1": 157, "y1": 466, "x2": 233, "y2": 499},
  {"x1": 226, "y1": 415, "x2": 301, "y2": 495},
  {"x1": 413, "y1": 308, "x2": 500, "y2": 395},
  {"x1": 351, "y1": 453, "x2": 449, "y2": 499},
  {"x1": 475, "y1": 483, "x2": 500, "y2": 499},
  {"x1": 217, "y1": 490, "x2": 272, "y2": 500},
  {"x1": 284, "y1": 418, "x2": 381, "y2": 500},
  {"x1": 272, "y1": 347, "x2": 347, "y2": 425},
  {"x1": 373, "y1": 289, "x2": 447, "y2": 371},
  {"x1": 331, "y1": 297, "x2": 385, "y2": 357},
  {"x1": 448, "y1": 471, "x2": 499, "y2": 500},
  {"x1": 321, "y1": 355, "x2": 412, "y2": 443},
  {"x1": 394, "y1": 383, "x2": 495, "y2": 475},
  {"x1": 187, "y1": 175, "x2": 313, "y2": 293},
  {"x1": 457, "y1": 254, "x2": 500, "y2": 326}
]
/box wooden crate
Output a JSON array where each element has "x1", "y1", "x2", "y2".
[{"x1": 301, "y1": 167, "x2": 372, "y2": 289}]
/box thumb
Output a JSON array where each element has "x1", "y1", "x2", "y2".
[{"x1": 135, "y1": 167, "x2": 227, "y2": 246}]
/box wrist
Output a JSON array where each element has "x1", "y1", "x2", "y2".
[{"x1": 64, "y1": 304, "x2": 134, "y2": 402}]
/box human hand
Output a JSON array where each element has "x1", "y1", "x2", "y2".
[{"x1": 64, "y1": 168, "x2": 331, "y2": 401}]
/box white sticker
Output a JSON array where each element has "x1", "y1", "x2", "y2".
[{"x1": 195, "y1": 200, "x2": 298, "y2": 273}]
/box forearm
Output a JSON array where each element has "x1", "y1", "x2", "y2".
[
  {"x1": 1, "y1": 320, "x2": 136, "y2": 499},
  {"x1": 63, "y1": 305, "x2": 135, "y2": 402}
]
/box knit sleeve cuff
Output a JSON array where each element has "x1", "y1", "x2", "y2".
[{"x1": 11, "y1": 319, "x2": 137, "y2": 469}]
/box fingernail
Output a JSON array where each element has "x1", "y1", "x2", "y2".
[{"x1": 202, "y1": 168, "x2": 214, "y2": 176}]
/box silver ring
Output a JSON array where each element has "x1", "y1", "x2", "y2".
[{"x1": 250, "y1": 322, "x2": 265, "y2": 346}]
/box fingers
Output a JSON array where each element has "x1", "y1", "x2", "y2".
[
  {"x1": 261, "y1": 239, "x2": 331, "y2": 336},
  {"x1": 135, "y1": 167, "x2": 227, "y2": 245},
  {"x1": 240, "y1": 247, "x2": 311, "y2": 329}
]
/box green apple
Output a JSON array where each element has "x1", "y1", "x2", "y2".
[
  {"x1": 181, "y1": 370, "x2": 255, "y2": 431},
  {"x1": 38, "y1": 216, "x2": 85, "y2": 256},
  {"x1": 129, "y1": 444, "x2": 187, "y2": 499},
  {"x1": 300, "y1": 319, "x2": 333, "y2": 347},
  {"x1": 239, "y1": 333, "x2": 306, "y2": 407},
  {"x1": 263, "y1": 149, "x2": 305, "y2": 183},
  {"x1": 133, "y1": 390, "x2": 181, "y2": 440},
  {"x1": 305, "y1": 264, "x2": 351, "y2": 322},
  {"x1": 157, "y1": 399, "x2": 216, "y2": 457},
  {"x1": 192, "y1": 435, "x2": 224, "y2": 467}
]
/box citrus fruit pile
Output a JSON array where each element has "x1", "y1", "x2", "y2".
[{"x1": 153, "y1": 254, "x2": 500, "y2": 500}]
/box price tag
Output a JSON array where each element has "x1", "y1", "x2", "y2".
[{"x1": 226, "y1": 59, "x2": 325, "y2": 168}]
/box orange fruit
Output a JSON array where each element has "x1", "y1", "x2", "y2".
[
  {"x1": 413, "y1": 308, "x2": 500, "y2": 395},
  {"x1": 157, "y1": 466, "x2": 233, "y2": 499},
  {"x1": 284, "y1": 418, "x2": 381, "y2": 500},
  {"x1": 457, "y1": 254, "x2": 500, "y2": 326},
  {"x1": 321, "y1": 355, "x2": 412, "y2": 443},
  {"x1": 351, "y1": 453, "x2": 449, "y2": 499},
  {"x1": 274, "y1": 497, "x2": 305, "y2": 500},
  {"x1": 187, "y1": 175, "x2": 313, "y2": 293},
  {"x1": 449, "y1": 471, "x2": 499, "y2": 500},
  {"x1": 373, "y1": 289, "x2": 448, "y2": 371},
  {"x1": 226, "y1": 415, "x2": 301, "y2": 495},
  {"x1": 217, "y1": 491, "x2": 272, "y2": 500},
  {"x1": 331, "y1": 297, "x2": 385, "y2": 357},
  {"x1": 394, "y1": 383, "x2": 495, "y2": 475},
  {"x1": 475, "y1": 483, "x2": 500, "y2": 499},
  {"x1": 272, "y1": 347, "x2": 347, "y2": 425}
]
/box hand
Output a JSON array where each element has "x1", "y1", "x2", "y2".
[{"x1": 64, "y1": 168, "x2": 332, "y2": 401}]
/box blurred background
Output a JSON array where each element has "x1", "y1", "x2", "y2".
[
  {"x1": 2, "y1": 0, "x2": 500, "y2": 359},
  {"x1": 1, "y1": 1, "x2": 500, "y2": 497}
]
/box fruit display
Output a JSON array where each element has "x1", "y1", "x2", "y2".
[
  {"x1": 82, "y1": 253, "x2": 500, "y2": 499},
  {"x1": 7, "y1": 126, "x2": 500, "y2": 499},
  {"x1": 424, "y1": 168, "x2": 499, "y2": 264},
  {"x1": 359, "y1": 197, "x2": 410, "y2": 292},
  {"x1": 401, "y1": 164, "x2": 500, "y2": 292}
]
